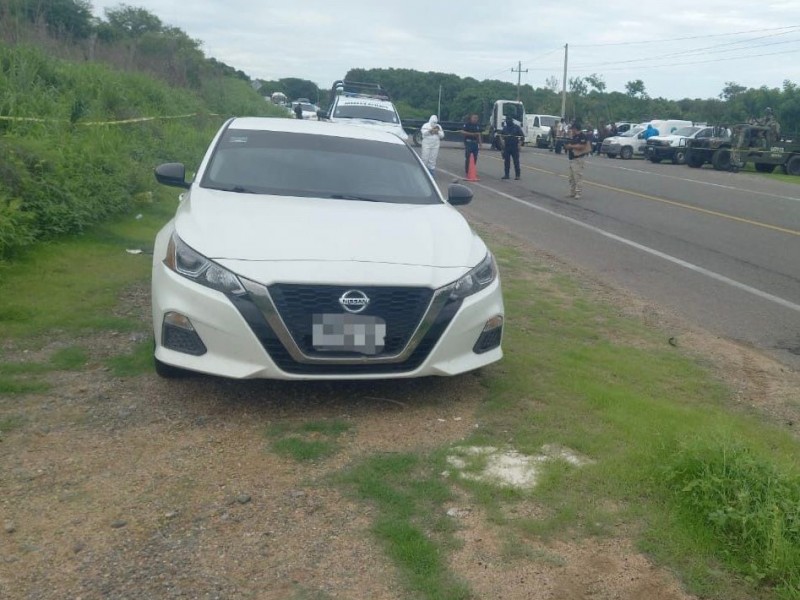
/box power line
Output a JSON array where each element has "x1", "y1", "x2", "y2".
[
  {"x1": 570, "y1": 24, "x2": 799, "y2": 47},
  {"x1": 569, "y1": 46, "x2": 800, "y2": 73},
  {"x1": 570, "y1": 33, "x2": 800, "y2": 69}
]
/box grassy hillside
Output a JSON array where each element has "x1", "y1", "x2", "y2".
[{"x1": 0, "y1": 42, "x2": 285, "y2": 260}]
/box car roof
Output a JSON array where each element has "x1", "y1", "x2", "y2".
[{"x1": 228, "y1": 117, "x2": 406, "y2": 145}]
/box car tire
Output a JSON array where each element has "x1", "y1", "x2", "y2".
[
  {"x1": 712, "y1": 148, "x2": 732, "y2": 171},
  {"x1": 620, "y1": 146, "x2": 633, "y2": 160},
  {"x1": 754, "y1": 163, "x2": 776, "y2": 173},
  {"x1": 786, "y1": 155, "x2": 800, "y2": 176},
  {"x1": 686, "y1": 151, "x2": 704, "y2": 168},
  {"x1": 672, "y1": 150, "x2": 686, "y2": 165},
  {"x1": 154, "y1": 356, "x2": 191, "y2": 379},
  {"x1": 649, "y1": 156, "x2": 661, "y2": 164}
]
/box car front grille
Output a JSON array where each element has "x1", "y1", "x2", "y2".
[
  {"x1": 268, "y1": 284, "x2": 433, "y2": 357},
  {"x1": 229, "y1": 289, "x2": 462, "y2": 375}
]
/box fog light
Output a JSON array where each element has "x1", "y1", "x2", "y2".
[
  {"x1": 473, "y1": 315, "x2": 503, "y2": 354},
  {"x1": 162, "y1": 312, "x2": 207, "y2": 356}
]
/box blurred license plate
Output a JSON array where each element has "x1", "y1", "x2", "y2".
[{"x1": 312, "y1": 314, "x2": 386, "y2": 355}]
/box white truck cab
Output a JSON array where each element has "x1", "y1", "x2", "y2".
[{"x1": 323, "y1": 80, "x2": 408, "y2": 142}]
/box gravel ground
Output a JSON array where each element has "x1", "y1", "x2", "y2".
[{"x1": 2, "y1": 225, "x2": 798, "y2": 599}]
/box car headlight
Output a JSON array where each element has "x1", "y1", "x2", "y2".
[
  {"x1": 164, "y1": 233, "x2": 245, "y2": 296},
  {"x1": 449, "y1": 253, "x2": 498, "y2": 300}
]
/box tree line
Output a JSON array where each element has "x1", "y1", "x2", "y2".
[
  {"x1": 0, "y1": 0, "x2": 251, "y2": 92},
  {"x1": 340, "y1": 67, "x2": 800, "y2": 133}
]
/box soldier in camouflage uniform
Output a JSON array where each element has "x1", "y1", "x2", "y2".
[{"x1": 763, "y1": 107, "x2": 781, "y2": 146}]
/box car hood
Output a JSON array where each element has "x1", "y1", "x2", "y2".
[
  {"x1": 174, "y1": 188, "x2": 481, "y2": 269},
  {"x1": 333, "y1": 119, "x2": 409, "y2": 141}
]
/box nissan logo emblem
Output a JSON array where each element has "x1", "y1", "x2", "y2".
[{"x1": 339, "y1": 290, "x2": 370, "y2": 313}]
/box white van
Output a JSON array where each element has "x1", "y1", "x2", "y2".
[{"x1": 524, "y1": 114, "x2": 560, "y2": 148}]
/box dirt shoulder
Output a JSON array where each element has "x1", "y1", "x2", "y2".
[{"x1": 2, "y1": 223, "x2": 798, "y2": 599}]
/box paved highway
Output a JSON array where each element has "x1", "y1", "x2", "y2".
[{"x1": 433, "y1": 143, "x2": 800, "y2": 370}]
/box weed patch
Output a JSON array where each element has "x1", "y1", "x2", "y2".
[
  {"x1": 340, "y1": 453, "x2": 469, "y2": 600},
  {"x1": 266, "y1": 419, "x2": 351, "y2": 462},
  {"x1": 664, "y1": 441, "x2": 800, "y2": 591}
]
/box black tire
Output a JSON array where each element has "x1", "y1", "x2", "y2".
[
  {"x1": 606, "y1": 152, "x2": 617, "y2": 159},
  {"x1": 649, "y1": 156, "x2": 661, "y2": 164},
  {"x1": 672, "y1": 149, "x2": 686, "y2": 165},
  {"x1": 786, "y1": 155, "x2": 800, "y2": 176},
  {"x1": 754, "y1": 163, "x2": 776, "y2": 173},
  {"x1": 686, "y1": 151, "x2": 704, "y2": 168},
  {"x1": 154, "y1": 356, "x2": 191, "y2": 379},
  {"x1": 412, "y1": 130, "x2": 422, "y2": 147},
  {"x1": 620, "y1": 146, "x2": 633, "y2": 160},
  {"x1": 712, "y1": 148, "x2": 732, "y2": 171}
]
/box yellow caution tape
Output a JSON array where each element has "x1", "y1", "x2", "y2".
[{"x1": 0, "y1": 113, "x2": 222, "y2": 125}]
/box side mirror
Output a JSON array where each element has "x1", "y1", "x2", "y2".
[
  {"x1": 637, "y1": 133, "x2": 645, "y2": 139},
  {"x1": 447, "y1": 183, "x2": 473, "y2": 206},
  {"x1": 155, "y1": 163, "x2": 190, "y2": 189}
]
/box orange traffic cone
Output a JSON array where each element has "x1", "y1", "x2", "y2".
[{"x1": 465, "y1": 154, "x2": 480, "y2": 181}]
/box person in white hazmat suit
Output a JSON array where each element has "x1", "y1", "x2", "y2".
[{"x1": 420, "y1": 115, "x2": 445, "y2": 175}]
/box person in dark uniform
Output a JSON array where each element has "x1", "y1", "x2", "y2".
[
  {"x1": 500, "y1": 116, "x2": 524, "y2": 180},
  {"x1": 460, "y1": 113, "x2": 482, "y2": 175},
  {"x1": 294, "y1": 103, "x2": 303, "y2": 120},
  {"x1": 564, "y1": 121, "x2": 591, "y2": 199}
]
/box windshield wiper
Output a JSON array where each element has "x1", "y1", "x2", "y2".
[
  {"x1": 328, "y1": 193, "x2": 384, "y2": 203},
  {"x1": 208, "y1": 185, "x2": 257, "y2": 194}
]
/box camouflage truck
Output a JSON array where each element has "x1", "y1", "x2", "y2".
[{"x1": 686, "y1": 124, "x2": 800, "y2": 175}]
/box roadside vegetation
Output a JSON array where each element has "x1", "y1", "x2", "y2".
[{"x1": 0, "y1": 2, "x2": 284, "y2": 260}]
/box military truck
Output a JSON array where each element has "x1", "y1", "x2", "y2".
[{"x1": 685, "y1": 124, "x2": 800, "y2": 175}]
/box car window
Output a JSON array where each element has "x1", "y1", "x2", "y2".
[
  {"x1": 201, "y1": 130, "x2": 439, "y2": 204},
  {"x1": 333, "y1": 104, "x2": 398, "y2": 123},
  {"x1": 540, "y1": 116, "x2": 557, "y2": 127},
  {"x1": 673, "y1": 126, "x2": 700, "y2": 137}
]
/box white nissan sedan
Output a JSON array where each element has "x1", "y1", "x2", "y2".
[{"x1": 151, "y1": 117, "x2": 503, "y2": 379}]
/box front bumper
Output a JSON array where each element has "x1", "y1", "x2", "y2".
[
  {"x1": 151, "y1": 262, "x2": 504, "y2": 380},
  {"x1": 645, "y1": 145, "x2": 675, "y2": 159}
]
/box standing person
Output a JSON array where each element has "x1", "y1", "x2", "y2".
[
  {"x1": 643, "y1": 123, "x2": 659, "y2": 139},
  {"x1": 500, "y1": 116, "x2": 524, "y2": 180},
  {"x1": 293, "y1": 103, "x2": 303, "y2": 120},
  {"x1": 419, "y1": 115, "x2": 445, "y2": 175},
  {"x1": 564, "y1": 121, "x2": 591, "y2": 199},
  {"x1": 461, "y1": 113, "x2": 482, "y2": 176}
]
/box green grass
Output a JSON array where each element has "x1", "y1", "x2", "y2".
[
  {"x1": 266, "y1": 419, "x2": 352, "y2": 462},
  {"x1": 0, "y1": 345, "x2": 88, "y2": 395},
  {"x1": 106, "y1": 338, "x2": 154, "y2": 377},
  {"x1": 340, "y1": 453, "x2": 470, "y2": 600},
  {"x1": 0, "y1": 195, "x2": 174, "y2": 342}
]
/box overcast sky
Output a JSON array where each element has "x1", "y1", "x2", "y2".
[{"x1": 90, "y1": 1, "x2": 800, "y2": 101}]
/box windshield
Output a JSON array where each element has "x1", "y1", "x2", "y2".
[
  {"x1": 201, "y1": 129, "x2": 438, "y2": 204},
  {"x1": 672, "y1": 126, "x2": 700, "y2": 137},
  {"x1": 333, "y1": 104, "x2": 399, "y2": 123},
  {"x1": 620, "y1": 127, "x2": 644, "y2": 137}
]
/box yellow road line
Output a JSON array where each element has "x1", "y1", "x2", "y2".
[{"x1": 485, "y1": 155, "x2": 800, "y2": 237}]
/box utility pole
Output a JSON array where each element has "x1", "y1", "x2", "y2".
[
  {"x1": 438, "y1": 84, "x2": 442, "y2": 117},
  {"x1": 511, "y1": 61, "x2": 528, "y2": 101},
  {"x1": 560, "y1": 44, "x2": 568, "y2": 119}
]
